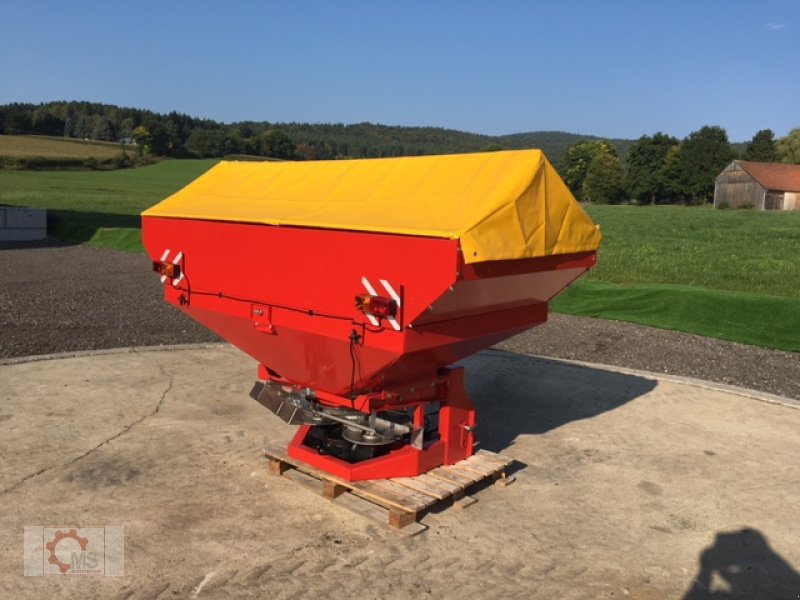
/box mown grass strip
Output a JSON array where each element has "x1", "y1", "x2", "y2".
[
  {"x1": 47, "y1": 222, "x2": 144, "y2": 252},
  {"x1": 552, "y1": 280, "x2": 800, "y2": 352},
  {"x1": 583, "y1": 205, "x2": 800, "y2": 300}
]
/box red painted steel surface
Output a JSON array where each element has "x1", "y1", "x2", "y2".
[
  {"x1": 142, "y1": 217, "x2": 594, "y2": 395},
  {"x1": 142, "y1": 216, "x2": 595, "y2": 479}
]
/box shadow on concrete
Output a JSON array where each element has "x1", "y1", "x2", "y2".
[
  {"x1": 462, "y1": 348, "x2": 657, "y2": 453},
  {"x1": 683, "y1": 528, "x2": 800, "y2": 599}
]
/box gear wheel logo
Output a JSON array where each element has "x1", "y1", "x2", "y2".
[{"x1": 45, "y1": 528, "x2": 89, "y2": 574}]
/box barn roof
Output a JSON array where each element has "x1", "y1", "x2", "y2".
[{"x1": 735, "y1": 161, "x2": 800, "y2": 193}]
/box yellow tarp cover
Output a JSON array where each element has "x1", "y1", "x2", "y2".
[{"x1": 142, "y1": 149, "x2": 601, "y2": 264}]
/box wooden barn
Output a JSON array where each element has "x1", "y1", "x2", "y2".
[{"x1": 714, "y1": 160, "x2": 800, "y2": 210}]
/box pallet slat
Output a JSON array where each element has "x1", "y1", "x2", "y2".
[
  {"x1": 459, "y1": 456, "x2": 502, "y2": 477},
  {"x1": 392, "y1": 476, "x2": 451, "y2": 500},
  {"x1": 283, "y1": 467, "x2": 324, "y2": 493},
  {"x1": 443, "y1": 464, "x2": 486, "y2": 485},
  {"x1": 368, "y1": 479, "x2": 440, "y2": 508},
  {"x1": 335, "y1": 492, "x2": 427, "y2": 536},
  {"x1": 415, "y1": 473, "x2": 462, "y2": 494},
  {"x1": 263, "y1": 445, "x2": 515, "y2": 532},
  {"x1": 350, "y1": 480, "x2": 426, "y2": 512},
  {"x1": 476, "y1": 449, "x2": 513, "y2": 466},
  {"x1": 428, "y1": 466, "x2": 476, "y2": 487},
  {"x1": 467, "y1": 454, "x2": 506, "y2": 469},
  {"x1": 473, "y1": 459, "x2": 511, "y2": 474}
]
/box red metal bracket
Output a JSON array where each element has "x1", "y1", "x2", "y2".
[{"x1": 251, "y1": 304, "x2": 275, "y2": 334}]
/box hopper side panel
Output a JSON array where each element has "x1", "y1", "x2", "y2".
[
  {"x1": 414, "y1": 267, "x2": 588, "y2": 326},
  {"x1": 142, "y1": 217, "x2": 460, "y2": 327},
  {"x1": 142, "y1": 217, "x2": 464, "y2": 393},
  {"x1": 382, "y1": 303, "x2": 549, "y2": 385},
  {"x1": 413, "y1": 252, "x2": 595, "y2": 326},
  {"x1": 178, "y1": 303, "x2": 399, "y2": 394}
]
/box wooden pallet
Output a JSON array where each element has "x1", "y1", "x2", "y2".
[{"x1": 262, "y1": 443, "x2": 515, "y2": 535}]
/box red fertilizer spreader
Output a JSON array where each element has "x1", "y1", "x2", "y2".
[{"x1": 141, "y1": 150, "x2": 601, "y2": 481}]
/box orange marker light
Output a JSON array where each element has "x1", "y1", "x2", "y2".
[
  {"x1": 355, "y1": 294, "x2": 397, "y2": 318},
  {"x1": 152, "y1": 261, "x2": 180, "y2": 279}
]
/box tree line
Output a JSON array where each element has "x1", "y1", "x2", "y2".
[
  {"x1": 0, "y1": 101, "x2": 631, "y2": 163},
  {"x1": 1, "y1": 102, "x2": 797, "y2": 205},
  {"x1": 564, "y1": 127, "x2": 799, "y2": 205}
]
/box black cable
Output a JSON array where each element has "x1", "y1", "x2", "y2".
[
  {"x1": 348, "y1": 329, "x2": 361, "y2": 406},
  {"x1": 175, "y1": 286, "x2": 354, "y2": 322},
  {"x1": 173, "y1": 283, "x2": 394, "y2": 335}
]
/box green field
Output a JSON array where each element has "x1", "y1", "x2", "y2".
[
  {"x1": 0, "y1": 159, "x2": 218, "y2": 251},
  {"x1": 0, "y1": 134, "x2": 140, "y2": 169},
  {"x1": 579, "y1": 205, "x2": 800, "y2": 299},
  {"x1": 551, "y1": 205, "x2": 800, "y2": 351},
  {"x1": 1, "y1": 163, "x2": 798, "y2": 351}
]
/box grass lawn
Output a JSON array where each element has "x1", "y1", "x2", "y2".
[
  {"x1": 551, "y1": 205, "x2": 800, "y2": 352},
  {"x1": 580, "y1": 205, "x2": 800, "y2": 299},
  {"x1": 0, "y1": 159, "x2": 218, "y2": 251},
  {"x1": 1, "y1": 164, "x2": 798, "y2": 352}
]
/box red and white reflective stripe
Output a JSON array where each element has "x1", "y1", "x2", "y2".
[
  {"x1": 159, "y1": 249, "x2": 185, "y2": 287},
  {"x1": 159, "y1": 249, "x2": 171, "y2": 283},
  {"x1": 361, "y1": 276, "x2": 401, "y2": 331},
  {"x1": 171, "y1": 251, "x2": 184, "y2": 287},
  {"x1": 360, "y1": 276, "x2": 380, "y2": 327},
  {"x1": 378, "y1": 279, "x2": 401, "y2": 331}
]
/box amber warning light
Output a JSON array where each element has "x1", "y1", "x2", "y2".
[
  {"x1": 355, "y1": 294, "x2": 397, "y2": 318},
  {"x1": 152, "y1": 260, "x2": 180, "y2": 279}
]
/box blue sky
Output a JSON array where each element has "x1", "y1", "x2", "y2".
[{"x1": 1, "y1": 1, "x2": 797, "y2": 141}]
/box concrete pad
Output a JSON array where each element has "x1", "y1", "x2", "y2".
[{"x1": 1, "y1": 345, "x2": 799, "y2": 598}]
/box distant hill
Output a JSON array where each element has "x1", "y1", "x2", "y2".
[
  {"x1": 275, "y1": 121, "x2": 634, "y2": 163},
  {"x1": 0, "y1": 100, "x2": 634, "y2": 166},
  {"x1": 497, "y1": 131, "x2": 635, "y2": 162}
]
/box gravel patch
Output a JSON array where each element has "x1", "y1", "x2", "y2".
[
  {"x1": 0, "y1": 242, "x2": 218, "y2": 357},
  {"x1": 2, "y1": 242, "x2": 798, "y2": 399},
  {"x1": 498, "y1": 314, "x2": 800, "y2": 400}
]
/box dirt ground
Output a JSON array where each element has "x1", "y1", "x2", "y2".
[
  {"x1": 2, "y1": 242, "x2": 799, "y2": 400},
  {"x1": 2, "y1": 345, "x2": 800, "y2": 598}
]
